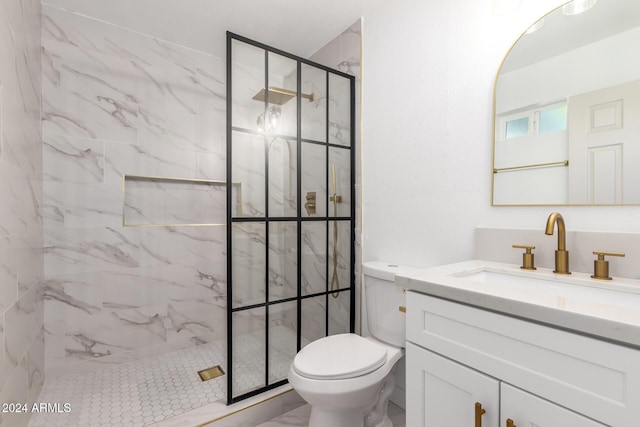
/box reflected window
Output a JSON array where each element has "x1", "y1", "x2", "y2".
[
  {"x1": 505, "y1": 116, "x2": 529, "y2": 139},
  {"x1": 500, "y1": 102, "x2": 567, "y2": 140},
  {"x1": 539, "y1": 105, "x2": 567, "y2": 134}
]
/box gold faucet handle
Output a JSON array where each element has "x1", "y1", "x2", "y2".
[
  {"x1": 512, "y1": 245, "x2": 536, "y2": 270},
  {"x1": 591, "y1": 251, "x2": 625, "y2": 280}
]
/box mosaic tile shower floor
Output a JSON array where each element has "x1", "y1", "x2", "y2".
[{"x1": 29, "y1": 326, "x2": 297, "y2": 427}]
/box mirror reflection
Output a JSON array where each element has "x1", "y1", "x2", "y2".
[{"x1": 493, "y1": 0, "x2": 640, "y2": 205}]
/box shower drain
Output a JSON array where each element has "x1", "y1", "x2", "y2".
[{"x1": 198, "y1": 365, "x2": 225, "y2": 382}]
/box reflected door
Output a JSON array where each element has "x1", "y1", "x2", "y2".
[{"x1": 568, "y1": 79, "x2": 640, "y2": 204}]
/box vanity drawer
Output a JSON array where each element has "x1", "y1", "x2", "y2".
[{"x1": 406, "y1": 291, "x2": 640, "y2": 426}]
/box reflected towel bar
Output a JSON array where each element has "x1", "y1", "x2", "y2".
[{"x1": 493, "y1": 160, "x2": 569, "y2": 174}]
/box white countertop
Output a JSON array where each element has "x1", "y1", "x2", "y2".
[{"x1": 396, "y1": 259, "x2": 640, "y2": 348}]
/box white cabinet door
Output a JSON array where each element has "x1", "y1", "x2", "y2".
[
  {"x1": 406, "y1": 342, "x2": 499, "y2": 427},
  {"x1": 501, "y1": 383, "x2": 607, "y2": 427}
]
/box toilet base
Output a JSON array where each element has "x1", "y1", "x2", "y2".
[
  {"x1": 309, "y1": 406, "x2": 367, "y2": 427},
  {"x1": 307, "y1": 368, "x2": 397, "y2": 427}
]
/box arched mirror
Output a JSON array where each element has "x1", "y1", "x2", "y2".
[{"x1": 493, "y1": 0, "x2": 640, "y2": 205}]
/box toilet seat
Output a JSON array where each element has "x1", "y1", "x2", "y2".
[{"x1": 292, "y1": 334, "x2": 387, "y2": 380}]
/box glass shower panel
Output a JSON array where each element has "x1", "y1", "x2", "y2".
[
  {"x1": 328, "y1": 290, "x2": 351, "y2": 336},
  {"x1": 268, "y1": 221, "x2": 297, "y2": 302},
  {"x1": 228, "y1": 34, "x2": 354, "y2": 404},
  {"x1": 301, "y1": 295, "x2": 326, "y2": 349},
  {"x1": 232, "y1": 131, "x2": 265, "y2": 217},
  {"x1": 301, "y1": 64, "x2": 327, "y2": 142},
  {"x1": 232, "y1": 307, "x2": 266, "y2": 396},
  {"x1": 329, "y1": 220, "x2": 351, "y2": 293},
  {"x1": 231, "y1": 40, "x2": 265, "y2": 132},
  {"x1": 329, "y1": 73, "x2": 351, "y2": 147},
  {"x1": 301, "y1": 142, "x2": 326, "y2": 217},
  {"x1": 301, "y1": 221, "x2": 326, "y2": 296},
  {"x1": 328, "y1": 147, "x2": 351, "y2": 218},
  {"x1": 268, "y1": 300, "x2": 298, "y2": 384},
  {"x1": 231, "y1": 222, "x2": 266, "y2": 308},
  {"x1": 268, "y1": 138, "x2": 297, "y2": 217},
  {"x1": 268, "y1": 52, "x2": 297, "y2": 138}
]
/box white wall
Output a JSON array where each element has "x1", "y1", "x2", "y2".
[{"x1": 361, "y1": 0, "x2": 640, "y2": 269}]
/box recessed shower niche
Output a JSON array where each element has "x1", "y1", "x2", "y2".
[{"x1": 227, "y1": 33, "x2": 356, "y2": 403}]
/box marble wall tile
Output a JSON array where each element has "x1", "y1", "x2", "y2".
[
  {"x1": 328, "y1": 290, "x2": 351, "y2": 335},
  {"x1": 231, "y1": 41, "x2": 266, "y2": 131},
  {"x1": 0, "y1": 0, "x2": 43, "y2": 420},
  {"x1": 329, "y1": 220, "x2": 351, "y2": 293},
  {"x1": 42, "y1": 134, "x2": 104, "y2": 183},
  {"x1": 138, "y1": 226, "x2": 226, "y2": 269},
  {"x1": 232, "y1": 222, "x2": 266, "y2": 307},
  {"x1": 301, "y1": 222, "x2": 326, "y2": 296},
  {"x1": 268, "y1": 222, "x2": 297, "y2": 302},
  {"x1": 44, "y1": 227, "x2": 141, "y2": 275},
  {"x1": 105, "y1": 142, "x2": 198, "y2": 184},
  {"x1": 268, "y1": 138, "x2": 297, "y2": 217},
  {"x1": 0, "y1": 236, "x2": 18, "y2": 312},
  {"x1": 301, "y1": 142, "x2": 327, "y2": 217},
  {"x1": 16, "y1": 232, "x2": 44, "y2": 297},
  {"x1": 124, "y1": 179, "x2": 226, "y2": 226},
  {"x1": 329, "y1": 146, "x2": 352, "y2": 217},
  {"x1": 0, "y1": 317, "x2": 4, "y2": 391},
  {"x1": 301, "y1": 64, "x2": 327, "y2": 142},
  {"x1": 196, "y1": 151, "x2": 226, "y2": 181},
  {"x1": 0, "y1": 165, "x2": 35, "y2": 237},
  {"x1": 25, "y1": 328, "x2": 45, "y2": 406},
  {"x1": 45, "y1": 181, "x2": 122, "y2": 228},
  {"x1": 328, "y1": 73, "x2": 352, "y2": 147},
  {"x1": 42, "y1": 49, "x2": 139, "y2": 143},
  {"x1": 300, "y1": 296, "x2": 326, "y2": 346},
  {"x1": 232, "y1": 131, "x2": 266, "y2": 217},
  {"x1": 0, "y1": 360, "x2": 29, "y2": 427},
  {"x1": 5, "y1": 285, "x2": 41, "y2": 377}
]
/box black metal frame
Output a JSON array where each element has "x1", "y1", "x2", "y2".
[{"x1": 226, "y1": 32, "x2": 356, "y2": 404}]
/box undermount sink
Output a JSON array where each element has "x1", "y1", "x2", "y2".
[
  {"x1": 449, "y1": 265, "x2": 640, "y2": 318},
  {"x1": 396, "y1": 260, "x2": 640, "y2": 347}
]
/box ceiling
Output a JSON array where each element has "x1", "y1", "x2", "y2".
[{"x1": 42, "y1": 0, "x2": 369, "y2": 59}]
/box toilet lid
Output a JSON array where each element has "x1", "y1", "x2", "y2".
[{"x1": 293, "y1": 334, "x2": 387, "y2": 380}]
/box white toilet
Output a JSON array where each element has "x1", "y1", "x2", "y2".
[{"x1": 288, "y1": 261, "x2": 410, "y2": 427}]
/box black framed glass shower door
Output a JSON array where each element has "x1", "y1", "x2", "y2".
[{"x1": 226, "y1": 32, "x2": 356, "y2": 403}]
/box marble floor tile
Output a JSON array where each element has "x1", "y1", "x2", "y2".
[
  {"x1": 256, "y1": 402, "x2": 406, "y2": 427},
  {"x1": 28, "y1": 327, "x2": 298, "y2": 427}
]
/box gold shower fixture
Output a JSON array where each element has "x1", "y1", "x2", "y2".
[
  {"x1": 304, "y1": 192, "x2": 317, "y2": 216},
  {"x1": 252, "y1": 86, "x2": 314, "y2": 105}
]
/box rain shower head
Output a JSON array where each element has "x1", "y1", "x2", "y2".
[{"x1": 252, "y1": 86, "x2": 314, "y2": 105}]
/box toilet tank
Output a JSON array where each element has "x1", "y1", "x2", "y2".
[{"x1": 363, "y1": 261, "x2": 418, "y2": 348}]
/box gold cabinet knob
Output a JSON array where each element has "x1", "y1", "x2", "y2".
[
  {"x1": 506, "y1": 419, "x2": 517, "y2": 427},
  {"x1": 591, "y1": 251, "x2": 625, "y2": 280},
  {"x1": 512, "y1": 245, "x2": 536, "y2": 270}
]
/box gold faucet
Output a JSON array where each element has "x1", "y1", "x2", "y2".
[{"x1": 545, "y1": 212, "x2": 571, "y2": 275}]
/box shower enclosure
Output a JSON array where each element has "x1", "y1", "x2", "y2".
[{"x1": 227, "y1": 33, "x2": 356, "y2": 403}]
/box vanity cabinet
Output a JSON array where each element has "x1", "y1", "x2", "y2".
[
  {"x1": 406, "y1": 291, "x2": 640, "y2": 427},
  {"x1": 501, "y1": 383, "x2": 605, "y2": 427},
  {"x1": 406, "y1": 342, "x2": 499, "y2": 426},
  {"x1": 407, "y1": 344, "x2": 605, "y2": 427}
]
